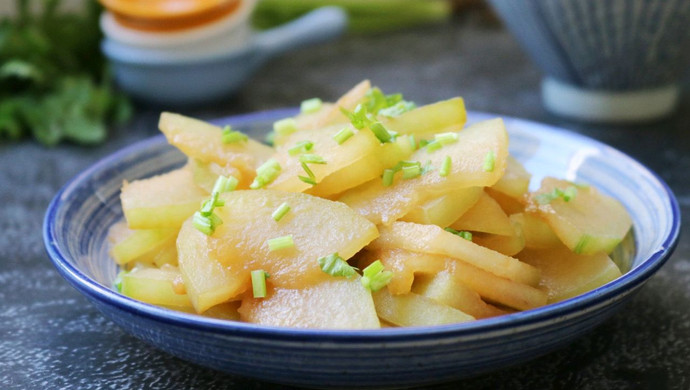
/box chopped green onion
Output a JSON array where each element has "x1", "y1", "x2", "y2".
[
  {"x1": 421, "y1": 160, "x2": 435, "y2": 175},
  {"x1": 318, "y1": 253, "x2": 356, "y2": 278},
  {"x1": 340, "y1": 104, "x2": 370, "y2": 129},
  {"x1": 271, "y1": 202, "x2": 290, "y2": 222},
  {"x1": 418, "y1": 139, "x2": 430, "y2": 148},
  {"x1": 369, "y1": 121, "x2": 392, "y2": 143},
  {"x1": 573, "y1": 235, "x2": 590, "y2": 254},
  {"x1": 402, "y1": 164, "x2": 422, "y2": 179},
  {"x1": 439, "y1": 156, "x2": 452, "y2": 177},
  {"x1": 250, "y1": 159, "x2": 282, "y2": 189},
  {"x1": 299, "y1": 154, "x2": 327, "y2": 164},
  {"x1": 113, "y1": 270, "x2": 127, "y2": 292},
  {"x1": 562, "y1": 186, "x2": 578, "y2": 202},
  {"x1": 382, "y1": 168, "x2": 395, "y2": 187},
  {"x1": 408, "y1": 135, "x2": 417, "y2": 150},
  {"x1": 378, "y1": 101, "x2": 416, "y2": 117},
  {"x1": 199, "y1": 195, "x2": 218, "y2": 216},
  {"x1": 425, "y1": 140, "x2": 442, "y2": 152},
  {"x1": 298, "y1": 175, "x2": 317, "y2": 185},
  {"x1": 435, "y1": 132, "x2": 458, "y2": 145},
  {"x1": 251, "y1": 270, "x2": 268, "y2": 298},
  {"x1": 483, "y1": 150, "x2": 496, "y2": 172},
  {"x1": 221, "y1": 126, "x2": 248, "y2": 144},
  {"x1": 288, "y1": 140, "x2": 314, "y2": 156},
  {"x1": 393, "y1": 160, "x2": 421, "y2": 171},
  {"x1": 273, "y1": 118, "x2": 298, "y2": 136},
  {"x1": 267, "y1": 235, "x2": 294, "y2": 251},
  {"x1": 300, "y1": 98, "x2": 322, "y2": 114},
  {"x1": 212, "y1": 175, "x2": 238, "y2": 194},
  {"x1": 333, "y1": 127, "x2": 355, "y2": 145},
  {"x1": 361, "y1": 260, "x2": 393, "y2": 292},
  {"x1": 300, "y1": 161, "x2": 315, "y2": 180},
  {"x1": 193, "y1": 211, "x2": 222, "y2": 236},
  {"x1": 535, "y1": 186, "x2": 578, "y2": 205},
  {"x1": 444, "y1": 227, "x2": 472, "y2": 241},
  {"x1": 364, "y1": 87, "x2": 388, "y2": 114}
]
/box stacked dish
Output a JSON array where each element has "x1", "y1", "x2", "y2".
[{"x1": 99, "y1": 1, "x2": 347, "y2": 105}]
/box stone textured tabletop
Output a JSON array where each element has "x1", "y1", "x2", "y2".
[{"x1": 2, "y1": 14, "x2": 689, "y2": 390}]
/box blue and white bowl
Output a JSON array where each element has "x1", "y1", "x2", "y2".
[
  {"x1": 488, "y1": 0, "x2": 690, "y2": 122},
  {"x1": 43, "y1": 109, "x2": 680, "y2": 388}
]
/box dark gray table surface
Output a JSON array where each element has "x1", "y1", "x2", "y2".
[{"x1": 2, "y1": 15, "x2": 689, "y2": 390}]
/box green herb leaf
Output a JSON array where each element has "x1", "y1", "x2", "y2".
[{"x1": 318, "y1": 253, "x2": 357, "y2": 278}]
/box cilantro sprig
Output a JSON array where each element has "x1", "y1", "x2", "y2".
[{"x1": 0, "y1": 0, "x2": 131, "y2": 145}]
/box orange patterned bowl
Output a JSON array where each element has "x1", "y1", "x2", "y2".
[{"x1": 99, "y1": 0, "x2": 241, "y2": 31}]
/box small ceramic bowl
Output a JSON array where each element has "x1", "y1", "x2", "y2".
[
  {"x1": 101, "y1": 7, "x2": 347, "y2": 106},
  {"x1": 488, "y1": 0, "x2": 690, "y2": 122},
  {"x1": 44, "y1": 109, "x2": 680, "y2": 389}
]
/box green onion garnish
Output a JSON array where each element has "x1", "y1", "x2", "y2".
[
  {"x1": 318, "y1": 253, "x2": 356, "y2": 278},
  {"x1": 212, "y1": 175, "x2": 238, "y2": 194},
  {"x1": 378, "y1": 101, "x2": 416, "y2": 117},
  {"x1": 402, "y1": 164, "x2": 421, "y2": 179},
  {"x1": 333, "y1": 127, "x2": 354, "y2": 145},
  {"x1": 250, "y1": 159, "x2": 282, "y2": 189},
  {"x1": 562, "y1": 186, "x2": 578, "y2": 202},
  {"x1": 299, "y1": 175, "x2": 317, "y2": 185},
  {"x1": 369, "y1": 121, "x2": 392, "y2": 143},
  {"x1": 535, "y1": 186, "x2": 578, "y2": 205},
  {"x1": 425, "y1": 140, "x2": 442, "y2": 153},
  {"x1": 300, "y1": 98, "x2": 322, "y2": 114},
  {"x1": 483, "y1": 150, "x2": 496, "y2": 172},
  {"x1": 221, "y1": 126, "x2": 248, "y2": 144},
  {"x1": 435, "y1": 132, "x2": 458, "y2": 145},
  {"x1": 288, "y1": 140, "x2": 314, "y2": 156},
  {"x1": 361, "y1": 260, "x2": 393, "y2": 292},
  {"x1": 301, "y1": 161, "x2": 315, "y2": 180},
  {"x1": 439, "y1": 156, "x2": 452, "y2": 177},
  {"x1": 444, "y1": 227, "x2": 473, "y2": 241},
  {"x1": 299, "y1": 154, "x2": 327, "y2": 164},
  {"x1": 193, "y1": 211, "x2": 222, "y2": 236},
  {"x1": 251, "y1": 270, "x2": 268, "y2": 298},
  {"x1": 113, "y1": 270, "x2": 127, "y2": 292},
  {"x1": 271, "y1": 202, "x2": 291, "y2": 222},
  {"x1": 273, "y1": 118, "x2": 298, "y2": 137},
  {"x1": 267, "y1": 235, "x2": 294, "y2": 251},
  {"x1": 418, "y1": 139, "x2": 430, "y2": 148},
  {"x1": 199, "y1": 195, "x2": 217, "y2": 216},
  {"x1": 573, "y1": 235, "x2": 590, "y2": 254},
  {"x1": 340, "y1": 104, "x2": 369, "y2": 130},
  {"x1": 382, "y1": 168, "x2": 395, "y2": 187},
  {"x1": 408, "y1": 135, "x2": 417, "y2": 150}
]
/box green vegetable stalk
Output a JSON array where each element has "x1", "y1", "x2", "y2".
[
  {"x1": 0, "y1": 0, "x2": 131, "y2": 146},
  {"x1": 253, "y1": 0, "x2": 451, "y2": 34}
]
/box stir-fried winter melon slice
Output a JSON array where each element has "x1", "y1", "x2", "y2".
[
  {"x1": 527, "y1": 177, "x2": 632, "y2": 255},
  {"x1": 159, "y1": 112, "x2": 273, "y2": 178},
  {"x1": 372, "y1": 288, "x2": 474, "y2": 326},
  {"x1": 380, "y1": 97, "x2": 467, "y2": 137},
  {"x1": 449, "y1": 191, "x2": 514, "y2": 236},
  {"x1": 121, "y1": 167, "x2": 207, "y2": 229},
  {"x1": 518, "y1": 245, "x2": 622, "y2": 303},
  {"x1": 412, "y1": 271, "x2": 508, "y2": 319},
  {"x1": 238, "y1": 277, "x2": 379, "y2": 329},
  {"x1": 120, "y1": 265, "x2": 192, "y2": 309},
  {"x1": 369, "y1": 222, "x2": 540, "y2": 286},
  {"x1": 339, "y1": 118, "x2": 509, "y2": 225},
  {"x1": 401, "y1": 186, "x2": 482, "y2": 227}
]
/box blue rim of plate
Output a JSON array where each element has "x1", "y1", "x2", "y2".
[{"x1": 43, "y1": 108, "x2": 681, "y2": 343}]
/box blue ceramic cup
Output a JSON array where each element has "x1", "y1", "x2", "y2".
[{"x1": 488, "y1": 0, "x2": 690, "y2": 122}]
